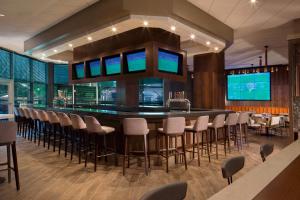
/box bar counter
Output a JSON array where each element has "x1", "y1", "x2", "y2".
[{"x1": 36, "y1": 106, "x2": 233, "y2": 153}]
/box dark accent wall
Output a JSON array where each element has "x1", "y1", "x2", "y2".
[
  {"x1": 193, "y1": 52, "x2": 225, "y2": 109},
  {"x1": 47, "y1": 63, "x2": 54, "y2": 106}
]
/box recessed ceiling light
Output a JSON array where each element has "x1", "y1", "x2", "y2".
[
  {"x1": 214, "y1": 47, "x2": 219, "y2": 51},
  {"x1": 206, "y1": 41, "x2": 211, "y2": 45},
  {"x1": 190, "y1": 34, "x2": 195, "y2": 39},
  {"x1": 42, "y1": 53, "x2": 46, "y2": 57},
  {"x1": 87, "y1": 36, "x2": 92, "y2": 41},
  {"x1": 112, "y1": 27, "x2": 117, "y2": 32},
  {"x1": 68, "y1": 43, "x2": 73, "y2": 47},
  {"x1": 0, "y1": 13, "x2": 5, "y2": 17},
  {"x1": 143, "y1": 21, "x2": 149, "y2": 26},
  {"x1": 250, "y1": 0, "x2": 257, "y2": 4},
  {"x1": 53, "y1": 49, "x2": 57, "y2": 53},
  {"x1": 171, "y1": 26, "x2": 176, "y2": 31}
]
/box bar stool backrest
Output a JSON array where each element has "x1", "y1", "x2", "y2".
[
  {"x1": 23, "y1": 108, "x2": 31, "y2": 119},
  {"x1": 212, "y1": 114, "x2": 226, "y2": 129},
  {"x1": 221, "y1": 156, "x2": 245, "y2": 179},
  {"x1": 47, "y1": 111, "x2": 59, "y2": 124},
  {"x1": 14, "y1": 107, "x2": 19, "y2": 117},
  {"x1": 140, "y1": 181, "x2": 188, "y2": 200},
  {"x1": 70, "y1": 114, "x2": 86, "y2": 130},
  {"x1": 37, "y1": 110, "x2": 49, "y2": 122},
  {"x1": 30, "y1": 109, "x2": 39, "y2": 120},
  {"x1": 57, "y1": 112, "x2": 72, "y2": 127},
  {"x1": 225, "y1": 113, "x2": 238, "y2": 126},
  {"x1": 18, "y1": 108, "x2": 24, "y2": 117},
  {"x1": 0, "y1": 121, "x2": 17, "y2": 144},
  {"x1": 163, "y1": 117, "x2": 185, "y2": 135},
  {"x1": 193, "y1": 116, "x2": 209, "y2": 132},
  {"x1": 237, "y1": 112, "x2": 249, "y2": 125},
  {"x1": 84, "y1": 116, "x2": 102, "y2": 133},
  {"x1": 123, "y1": 118, "x2": 149, "y2": 136}
]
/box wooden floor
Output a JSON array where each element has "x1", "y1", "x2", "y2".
[{"x1": 0, "y1": 130, "x2": 291, "y2": 200}]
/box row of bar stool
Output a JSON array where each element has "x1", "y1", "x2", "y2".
[
  {"x1": 15, "y1": 107, "x2": 117, "y2": 172},
  {"x1": 14, "y1": 108, "x2": 249, "y2": 175}
]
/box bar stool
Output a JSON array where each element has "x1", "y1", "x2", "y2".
[
  {"x1": 17, "y1": 108, "x2": 26, "y2": 136},
  {"x1": 46, "y1": 111, "x2": 60, "y2": 152},
  {"x1": 208, "y1": 114, "x2": 226, "y2": 159},
  {"x1": 0, "y1": 121, "x2": 20, "y2": 190},
  {"x1": 57, "y1": 112, "x2": 72, "y2": 157},
  {"x1": 22, "y1": 108, "x2": 32, "y2": 139},
  {"x1": 237, "y1": 112, "x2": 249, "y2": 149},
  {"x1": 260, "y1": 143, "x2": 274, "y2": 162},
  {"x1": 158, "y1": 117, "x2": 187, "y2": 173},
  {"x1": 69, "y1": 114, "x2": 87, "y2": 163},
  {"x1": 13, "y1": 108, "x2": 21, "y2": 135},
  {"x1": 30, "y1": 109, "x2": 40, "y2": 143},
  {"x1": 123, "y1": 118, "x2": 149, "y2": 175},
  {"x1": 84, "y1": 116, "x2": 117, "y2": 172},
  {"x1": 224, "y1": 113, "x2": 238, "y2": 153},
  {"x1": 185, "y1": 116, "x2": 210, "y2": 166},
  {"x1": 36, "y1": 110, "x2": 49, "y2": 147}
]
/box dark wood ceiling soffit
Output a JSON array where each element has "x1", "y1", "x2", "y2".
[{"x1": 24, "y1": 0, "x2": 233, "y2": 54}]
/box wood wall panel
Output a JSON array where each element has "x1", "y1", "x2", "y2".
[{"x1": 226, "y1": 68, "x2": 289, "y2": 108}]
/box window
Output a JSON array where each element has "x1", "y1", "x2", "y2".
[
  {"x1": 33, "y1": 83, "x2": 47, "y2": 107},
  {"x1": 53, "y1": 85, "x2": 73, "y2": 106},
  {"x1": 14, "y1": 82, "x2": 30, "y2": 106},
  {"x1": 74, "y1": 83, "x2": 97, "y2": 105},
  {"x1": 13, "y1": 54, "x2": 30, "y2": 81},
  {"x1": 54, "y1": 64, "x2": 69, "y2": 84},
  {"x1": 98, "y1": 81, "x2": 117, "y2": 105},
  {"x1": 33, "y1": 60, "x2": 47, "y2": 83},
  {"x1": 0, "y1": 49, "x2": 11, "y2": 79},
  {"x1": 139, "y1": 78, "x2": 163, "y2": 106}
]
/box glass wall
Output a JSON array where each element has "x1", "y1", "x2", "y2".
[
  {"x1": 74, "y1": 83, "x2": 97, "y2": 105},
  {"x1": 53, "y1": 64, "x2": 72, "y2": 106},
  {"x1": 139, "y1": 78, "x2": 164, "y2": 106},
  {"x1": 98, "y1": 81, "x2": 117, "y2": 105},
  {"x1": 0, "y1": 49, "x2": 11, "y2": 79}
]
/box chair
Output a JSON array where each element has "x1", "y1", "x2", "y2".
[
  {"x1": 140, "y1": 181, "x2": 188, "y2": 200},
  {"x1": 84, "y1": 116, "x2": 117, "y2": 172},
  {"x1": 123, "y1": 118, "x2": 149, "y2": 175},
  {"x1": 13, "y1": 108, "x2": 21, "y2": 135},
  {"x1": 158, "y1": 117, "x2": 187, "y2": 173},
  {"x1": 236, "y1": 112, "x2": 249, "y2": 149},
  {"x1": 46, "y1": 111, "x2": 60, "y2": 152},
  {"x1": 69, "y1": 114, "x2": 87, "y2": 162},
  {"x1": 22, "y1": 108, "x2": 32, "y2": 139},
  {"x1": 260, "y1": 143, "x2": 274, "y2": 162},
  {"x1": 57, "y1": 112, "x2": 72, "y2": 157},
  {"x1": 208, "y1": 114, "x2": 226, "y2": 159},
  {"x1": 185, "y1": 116, "x2": 210, "y2": 165},
  {"x1": 17, "y1": 108, "x2": 26, "y2": 136},
  {"x1": 224, "y1": 113, "x2": 238, "y2": 154},
  {"x1": 269, "y1": 116, "x2": 282, "y2": 135},
  {"x1": 29, "y1": 109, "x2": 40, "y2": 143},
  {"x1": 0, "y1": 121, "x2": 20, "y2": 190},
  {"x1": 36, "y1": 110, "x2": 49, "y2": 147},
  {"x1": 221, "y1": 156, "x2": 245, "y2": 185}
]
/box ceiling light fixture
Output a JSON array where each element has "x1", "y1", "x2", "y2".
[
  {"x1": 53, "y1": 49, "x2": 57, "y2": 53},
  {"x1": 143, "y1": 21, "x2": 149, "y2": 26},
  {"x1": 0, "y1": 13, "x2": 5, "y2": 17},
  {"x1": 206, "y1": 41, "x2": 211, "y2": 46},
  {"x1": 171, "y1": 26, "x2": 176, "y2": 31},
  {"x1": 250, "y1": 0, "x2": 257, "y2": 5},
  {"x1": 190, "y1": 34, "x2": 195, "y2": 39},
  {"x1": 214, "y1": 47, "x2": 219, "y2": 51},
  {"x1": 87, "y1": 36, "x2": 92, "y2": 41},
  {"x1": 42, "y1": 53, "x2": 46, "y2": 57},
  {"x1": 68, "y1": 43, "x2": 73, "y2": 47},
  {"x1": 112, "y1": 27, "x2": 117, "y2": 32}
]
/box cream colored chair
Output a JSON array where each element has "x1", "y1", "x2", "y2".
[
  {"x1": 208, "y1": 114, "x2": 226, "y2": 159},
  {"x1": 57, "y1": 112, "x2": 72, "y2": 157}
]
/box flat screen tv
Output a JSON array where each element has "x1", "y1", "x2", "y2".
[
  {"x1": 227, "y1": 72, "x2": 271, "y2": 101},
  {"x1": 103, "y1": 55, "x2": 121, "y2": 75},
  {"x1": 74, "y1": 63, "x2": 85, "y2": 79},
  {"x1": 158, "y1": 49, "x2": 181, "y2": 74},
  {"x1": 124, "y1": 49, "x2": 146, "y2": 72},
  {"x1": 87, "y1": 59, "x2": 101, "y2": 77}
]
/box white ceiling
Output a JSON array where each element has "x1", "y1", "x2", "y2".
[
  {"x1": 188, "y1": 0, "x2": 300, "y2": 68},
  {"x1": 0, "y1": 0, "x2": 98, "y2": 52},
  {"x1": 1, "y1": 0, "x2": 300, "y2": 68}
]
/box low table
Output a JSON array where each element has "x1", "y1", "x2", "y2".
[{"x1": 0, "y1": 114, "x2": 15, "y2": 184}]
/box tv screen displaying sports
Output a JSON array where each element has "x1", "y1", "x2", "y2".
[
  {"x1": 126, "y1": 50, "x2": 146, "y2": 72},
  {"x1": 158, "y1": 49, "x2": 179, "y2": 74},
  {"x1": 75, "y1": 63, "x2": 84, "y2": 79},
  {"x1": 88, "y1": 59, "x2": 101, "y2": 77},
  {"x1": 104, "y1": 55, "x2": 121, "y2": 75},
  {"x1": 227, "y1": 72, "x2": 271, "y2": 101}
]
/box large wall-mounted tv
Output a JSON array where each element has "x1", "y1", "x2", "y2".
[
  {"x1": 74, "y1": 63, "x2": 85, "y2": 79},
  {"x1": 87, "y1": 59, "x2": 101, "y2": 77},
  {"x1": 227, "y1": 72, "x2": 271, "y2": 101},
  {"x1": 124, "y1": 49, "x2": 146, "y2": 73},
  {"x1": 158, "y1": 49, "x2": 182, "y2": 74},
  {"x1": 103, "y1": 55, "x2": 121, "y2": 75}
]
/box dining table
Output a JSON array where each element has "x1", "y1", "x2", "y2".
[{"x1": 0, "y1": 113, "x2": 15, "y2": 184}]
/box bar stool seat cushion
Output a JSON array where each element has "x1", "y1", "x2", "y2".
[
  {"x1": 184, "y1": 125, "x2": 194, "y2": 131},
  {"x1": 208, "y1": 122, "x2": 213, "y2": 127},
  {"x1": 101, "y1": 126, "x2": 115, "y2": 134}
]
